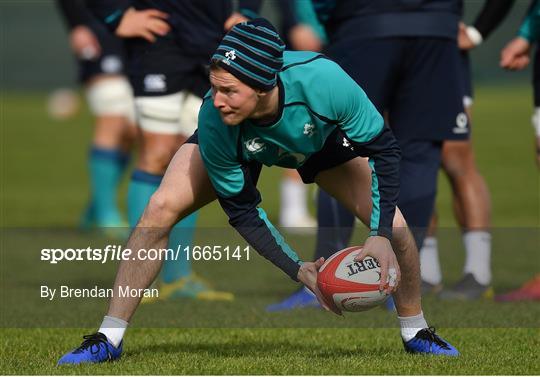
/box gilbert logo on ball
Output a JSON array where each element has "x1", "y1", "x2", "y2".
[{"x1": 317, "y1": 246, "x2": 390, "y2": 312}]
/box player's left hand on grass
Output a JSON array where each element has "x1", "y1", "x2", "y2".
[
  {"x1": 224, "y1": 12, "x2": 249, "y2": 31},
  {"x1": 354, "y1": 236, "x2": 400, "y2": 294},
  {"x1": 500, "y1": 37, "x2": 531, "y2": 71},
  {"x1": 116, "y1": 8, "x2": 170, "y2": 42},
  {"x1": 297, "y1": 258, "x2": 342, "y2": 315}
]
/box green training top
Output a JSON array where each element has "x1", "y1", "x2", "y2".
[
  {"x1": 519, "y1": 0, "x2": 540, "y2": 42},
  {"x1": 198, "y1": 51, "x2": 400, "y2": 280}
]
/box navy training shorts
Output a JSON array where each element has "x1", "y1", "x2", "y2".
[{"x1": 325, "y1": 37, "x2": 470, "y2": 141}]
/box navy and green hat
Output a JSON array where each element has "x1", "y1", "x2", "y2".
[{"x1": 211, "y1": 18, "x2": 285, "y2": 91}]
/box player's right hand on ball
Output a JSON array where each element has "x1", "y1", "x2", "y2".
[
  {"x1": 116, "y1": 8, "x2": 170, "y2": 42},
  {"x1": 354, "y1": 236, "x2": 401, "y2": 295},
  {"x1": 297, "y1": 257, "x2": 342, "y2": 316}
]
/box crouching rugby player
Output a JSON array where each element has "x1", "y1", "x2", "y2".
[{"x1": 58, "y1": 19, "x2": 459, "y2": 365}]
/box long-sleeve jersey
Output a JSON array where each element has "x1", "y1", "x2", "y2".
[
  {"x1": 299, "y1": 0, "x2": 463, "y2": 43},
  {"x1": 86, "y1": 0, "x2": 260, "y2": 58},
  {"x1": 471, "y1": 0, "x2": 516, "y2": 41},
  {"x1": 56, "y1": 0, "x2": 112, "y2": 29},
  {"x1": 198, "y1": 51, "x2": 401, "y2": 280},
  {"x1": 292, "y1": 0, "x2": 514, "y2": 49},
  {"x1": 519, "y1": 0, "x2": 540, "y2": 42}
]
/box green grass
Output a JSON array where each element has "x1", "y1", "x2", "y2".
[
  {"x1": 2, "y1": 328, "x2": 538, "y2": 375},
  {"x1": 1, "y1": 86, "x2": 539, "y2": 375}
]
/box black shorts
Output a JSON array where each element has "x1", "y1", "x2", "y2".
[
  {"x1": 127, "y1": 36, "x2": 210, "y2": 98},
  {"x1": 394, "y1": 138, "x2": 442, "y2": 242},
  {"x1": 77, "y1": 21, "x2": 128, "y2": 83},
  {"x1": 297, "y1": 128, "x2": 358, "y2": 183},
  {"x1": 325, "y1": 37, "x2": 469, "y2": 141},
  {"x1": 460, "y1": 51, "x2": 473, "y2": 106},
  {"x1": 185, "y1": 127, "x2": 358, "y2": 184}
]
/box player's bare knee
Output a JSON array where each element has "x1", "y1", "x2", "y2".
[
  {"x1": 142, "y1": 192, "x2": 178, "y2": 227},
  {"x1": 442, "y1": 146, "x2": 477, "y2": 179},
  {"x1": 443, "y1": 159, "x2": 465, "y2": 179},
  {"x1": 122, "y1": 124, "x2": 138, "y2": 146},
  {"x1": 139, "y1": 148, "x2": 176, "y2": 174},
  {"x1": 152, "y1": 150, "x2": 175, "y2": 172}
]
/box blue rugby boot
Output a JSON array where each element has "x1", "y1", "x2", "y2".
[
  {"x1": 58, "y1": 332, "x2": 122, "y2": 365},
  {"x1": 266, "y1": 286, "x2": 321, "y2": 312},
  {"x1": 383, "y1": 295, "x2": 396, "y2": 311},
  {"x1": 403, "y1": 327, "x2": 459, "y2": 356}
]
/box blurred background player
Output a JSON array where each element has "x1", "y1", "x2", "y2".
[
  {"x1": 275, "y1": 1, "x2": 322, "y2": 233},
  {"x1": 501, "y1": 0, "x2": 540, "y2": 167},
  {"x1": 57, "y1": 0, "x2": 137, "y2": 232},
  {"x1": 269, "y1": 0, "x2": 473, "y2": 310},
  {"x1": 278, "y1": 169, "x2": 317, "y2": 232},
  {"x1": 421, "y1": 0, "x2": 515, "y2": 301},
  {"x1": 267, "y1": 0, "x2": 329, "y2": 310},
  {"x1": 98, "y1": 0, "x2": 261, "y2": 301},
  {"x1": 496, "y1": 0, "x2": 540, "y2": 302}
]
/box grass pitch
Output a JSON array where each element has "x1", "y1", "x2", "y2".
[{"x1": 1, "y1": 85, "x2": 539, "y2": 374}]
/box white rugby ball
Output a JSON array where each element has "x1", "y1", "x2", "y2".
[{"x1": 317, "y1": 246, "x2": 390, "y2": 312}]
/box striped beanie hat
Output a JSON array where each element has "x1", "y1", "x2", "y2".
[{"x1": 211, "y1": 18, "x2": 285, "y2": 91}]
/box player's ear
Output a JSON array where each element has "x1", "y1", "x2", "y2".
[{"x1": 255, "y1": 89, "x2": 270, "y2": 98}]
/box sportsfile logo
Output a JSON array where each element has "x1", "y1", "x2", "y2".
[
  {"x1": 345, "y1": 257, "x2": 380, "y2": 277},
  {"x1": 40, "y1": 245, "x2": 250, "y2": 264}
]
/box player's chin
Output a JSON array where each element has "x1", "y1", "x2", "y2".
[{"x1": 220, "y1": 112, "x2": 242, "y2": 126}]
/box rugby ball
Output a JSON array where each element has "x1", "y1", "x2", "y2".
[{"x1": 317, "y1": 246, "x2": 389, "y2": 312}]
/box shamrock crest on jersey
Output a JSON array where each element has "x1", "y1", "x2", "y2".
[{"x1": 303, "y1": 123, "x2": 315, "y2": 137}]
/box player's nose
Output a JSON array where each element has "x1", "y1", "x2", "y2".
[{"x1": 213, "y1": 92, "x2": 227, "y2": 110}]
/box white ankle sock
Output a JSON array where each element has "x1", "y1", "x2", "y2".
[
  {"x1": 463, "y1": 231, "x2": 492, "y2": 285},
  {"x1": 419, "y1": 236, "x2": 442, "y2": 285},
  {"x1": 98, "y1": 315, "x2": 128, "y2": 347},
  {"x1": 280, "y1": 177, "x2": 308, "y2": 222},
  {"x1": 398, "y1": 312, "x2": 428, "y2": 342}
]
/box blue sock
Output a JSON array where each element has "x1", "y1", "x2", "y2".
[
  {"x1": 127, "y1": 169, "x2": 162, "y2": 227},
  {"x1": 88, "y1": 146, "x2": 130, "y2": 225},
  {"x1": 127, "y1": 169, "x2": 197, "y2": 282},
  {"x1": 164, "y1": 211, "x2": 198, "y2": 282}
]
